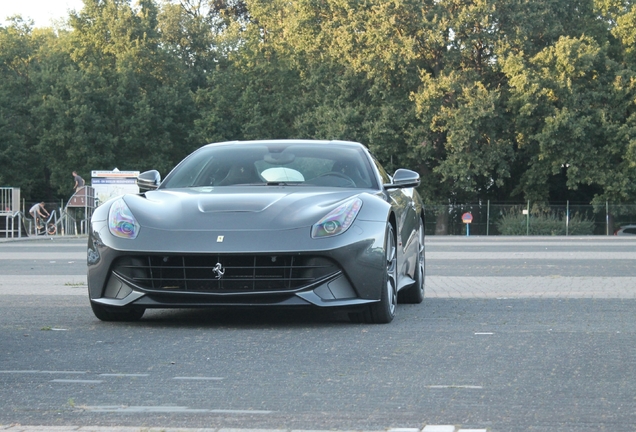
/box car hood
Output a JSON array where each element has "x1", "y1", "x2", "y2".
[{"x1": 123, "y1": 187, "x2": 373, "y2": 231}]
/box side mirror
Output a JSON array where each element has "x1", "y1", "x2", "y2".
[
  {"x1": 137, "y1": 170, "x2": 161, "y2": 191},
  {"x1": 384, "y1": 168, "x2": 420, "y2": 189}
]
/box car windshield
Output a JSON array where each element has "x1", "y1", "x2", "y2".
[{"x1": 159, "y1": 142, "x2": 378, "y2": 189}]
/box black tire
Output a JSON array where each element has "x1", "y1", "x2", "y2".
[
  {"x1": 398, "y1": 218, "x2": 425, "y2": 304},
  {"x1": 90, "y1": 301, "x2": 145, "y2": 322},
  {"x1": 349, "y1": 223, "x2": 397, "y2": 324}
]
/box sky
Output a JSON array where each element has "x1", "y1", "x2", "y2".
[{"x1": 0, "y1": 0, "x2": 85, "y2": 28}]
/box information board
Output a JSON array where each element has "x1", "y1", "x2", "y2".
[{"x1": 91, "y1": 169, "x2": 140, "y2": 206}]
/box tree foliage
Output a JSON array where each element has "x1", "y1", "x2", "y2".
[{"x1": 1, "y1": 0, "x2": 636, "y2": 207}]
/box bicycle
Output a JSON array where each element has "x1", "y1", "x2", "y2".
[
  {"x1": 32, "y1": 212, "x2": 58, "y2": 236},
  {"x1": 35, "y1": 220, "x2": 56, "y2": 236}
]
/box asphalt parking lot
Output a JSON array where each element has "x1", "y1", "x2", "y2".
[{"x1": 1, "y1": 235, "x2": 635, "y2": 432}]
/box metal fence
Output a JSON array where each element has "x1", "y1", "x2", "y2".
[
  {"x1": 1, "y1": 186, "x2": 95, "y2": 238},
  {"x1": 424, "y1": 201, "x2": 636, "y2": 236},
  {"x1": 6, "y1": 186, "x2": 636, "y2": 237},
  {"x1": 0, "y1": 187, "x2": 20, "y2": 213},
  {"x1": 0, "y1": 187, "x2": 21, "y2": 238}
]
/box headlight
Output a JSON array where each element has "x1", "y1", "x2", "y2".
[
  {"x1": 311, "y1": 198, "x2": 362, "y2": 238},
  {"x1": 108, "y1": 198, "x2": 140, "y2": 239}
]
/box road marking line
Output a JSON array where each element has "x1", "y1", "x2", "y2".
[
  {"x1": 422, "y1": 426, "x2": 456, "y2": 432},
  {"x1": 427, "y1": 251, "x2": 636, "y2": 259},
  {"x1": 427, "y1": 385, "x2": 483, "y2": 389},
  {"x1": 173, "y1": 376, "x2": 225, "y2": 380},
  {"x1": 0, "y1": 425, "x2": 489, "y2": 431},
  {"x1": 0, "y1": 370, "x2": 86, "y2": 374},
  {"x1": 51, "y1": 379, "x2": 103, "y2": 383},
  {"x1": 99, "y1": 373, "x2": 150, "y2": 377},
  {"x1": 82, "y1": 406, "x2": 271, "y2": 414},
  {"x1": 0, "y1": 252, "x2": 85, "y2": 260},
  {"x1": 210, "y1": 409, "x2": 272, "y2": 414}
]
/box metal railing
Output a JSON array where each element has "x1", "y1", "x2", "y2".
[
  {"x1": 0, "y1": 187, "x2": 20, "y2": 213},
  {"x1": 1, "y1": 212, "x2": 24, "y2": 238},
  {"x1": 65, "y1": 186, "x2": 95, "y2": 235},
  {"x1": 1, "y1": 187, "x2": 22, "y2": 238},
  {"x1": 6, "y1": 186, "x2": 636, "y2": 238},
  {"x1": 1, "y1": 186, "x2": 95, "y2": 238}
]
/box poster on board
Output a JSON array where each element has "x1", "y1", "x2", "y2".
[{"x1": 91, "y1": 169, "x2": 140, "y2": 206}]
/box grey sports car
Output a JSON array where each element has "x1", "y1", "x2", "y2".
[{"x1": 87, "y1": 139, "x2": 425, "y2": 324}]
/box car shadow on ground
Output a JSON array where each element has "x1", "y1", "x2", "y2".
[{"x1": 125, "y1": 306, "x2": 355, "y2": 328}]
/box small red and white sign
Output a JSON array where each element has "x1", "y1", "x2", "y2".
[{"x1": 462, "y1": 212, "x2": 473, "y2": 224}]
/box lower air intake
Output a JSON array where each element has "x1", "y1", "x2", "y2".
[{"x1": 112, "y1": 254, "x2": 339, "y2": 293}]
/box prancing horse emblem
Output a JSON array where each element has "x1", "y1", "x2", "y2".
[{"x1": 213, "y1": 263, "x2": 225, "y2": 279}]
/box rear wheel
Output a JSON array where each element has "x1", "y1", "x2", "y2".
[
  {"x1": 350, "y1": 223, "x2": 397, "y2": 324},
  {"x1": 90, "y1": 301, "x2": 145, "y2": 322},
  {"x1": 398, "y1": 218, "x2": 425, "y2": 304}
]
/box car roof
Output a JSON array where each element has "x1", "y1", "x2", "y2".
[{"x1": 201, "y1": 139, "x2": 367, "y2": 149}]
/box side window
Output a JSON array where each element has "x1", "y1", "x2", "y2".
[{"x1": 372, "y1": 156, "x2": 391, "y2": 185}]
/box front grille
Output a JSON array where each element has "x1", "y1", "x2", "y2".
[{"x1": 112, "y1": 254, "x2": 339, "y2": 293}]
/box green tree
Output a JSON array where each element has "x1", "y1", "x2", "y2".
[
  {"x1": 0, "y1": 18, "x2": 54, "y2": 200},
  {"x1": 3, "y1": 0, "x2": 636, "y2": 212},
  {"x1": 504, "y1": 35, "x2": 636, "y2": 203},
  {"x1": 188, "y1": 0, "x2": 303, "y2": 143},
  {"x1": 32, "y1": 0, "x2": 197, "y2": 195},
  {"x1": 238, "y1": 0, "x2": 427, "y2": 176}
]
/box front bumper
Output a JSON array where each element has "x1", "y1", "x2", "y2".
[{"x1": 87, "y1": 220, "x2": 386, "y2": 310}]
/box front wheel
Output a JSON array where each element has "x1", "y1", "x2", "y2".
[
  {"x1": 90, "y1": 301, "x2": 145, "y2": 322},
  {"x1": 350, "y1": 223, "x2": 397, "y2": 324}
]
